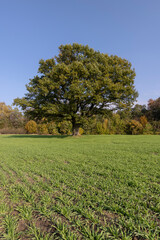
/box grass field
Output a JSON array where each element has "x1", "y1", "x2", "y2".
[{"x1": 0, "y1": 135, "x2": 159, "y2": 239}]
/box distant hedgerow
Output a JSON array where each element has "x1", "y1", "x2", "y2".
[{"x1": 0, "y1": 127, "x2": 26, "y2": 134}]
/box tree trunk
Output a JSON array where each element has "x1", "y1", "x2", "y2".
[
  {"x1": 73, "y1": 126, "x2": 80, "y2": 136},
  {"x1": 72, "y1": 118, "x2": 81, "y2": 136}
]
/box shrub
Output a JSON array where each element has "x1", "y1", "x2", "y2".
[
  {"x1": 143, "y1": 123, "x2": 153, "y2": 134},
  {"x1": 59, "y1": 121, "x2": 72, "y2": 135},
  {"x1": 25, "y1": 120, "x2": 37, "y2": 134},
  {"x1": 79, "y1": 128, "x2": 84, "y2": 135},
  {"x1": 102, "y1": 119, "x2": 108, "y2": 133},
  {"x1": 9, "y1": 110, "x2": 25, "y2": 128},
  {"x1": 82, "y1": 117, "x2": 97, "y2": 135},
  {"x1": 0, "y1": 128, "x2": 26, "y2": 134},
  {"x1": 47, "y1": 122, "x2": 59, "y2": 135},
  {"x1": 110, "y1": 114, "x2": 126, "y2": 134},
  {"x1": 126, "y1": 120, "x2": 143, "y2": 135},
  {"x1": 140, "y1": 116, "x2": 148, "y2": 128},
  {"x1": 38, "y1": 124, "x2": 48, "y2": 135},
  {"x1": 96, "y1": 122, "x2": 104, "y2": 134},
  {"x1": 155, "y1": 131, "x2": 160, "y2": 135},
  {"x1": 151, "y1": 121, "x2": 160, "y2": 134}
]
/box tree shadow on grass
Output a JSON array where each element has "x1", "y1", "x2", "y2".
[{"x1": 6, "y1": 134, "x2": 70, "y2": 139}]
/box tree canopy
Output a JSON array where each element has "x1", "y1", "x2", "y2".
[
  {"x1": 14, "y1": 43, "x2": 138, "y2": 135},
  {"x1": 148, "y1": 98, "x2": 160, "y2": 121},
  {"x1": 0, "y1": 102, "x2": 24, "y2": 129}
]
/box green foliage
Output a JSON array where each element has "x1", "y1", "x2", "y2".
[
  {"x1": 109, "y1": 114, "x2": 126, "y2": 134},
  {"x1": 140, "y1": 115, "x2": 148, "y2": 127},
  {"x1": 143, "y1": 123, "x2": 153, "y2": 134},
  {"x1": 14, "y1": 43, "x2": 138, "y2": 135},
  {"x1": 81, "y1": 114, "x2": 127, "y2": 135},
  {"x1": 126, "y1": 120, "x2": 143, "y2": 135},
  {"x1": 96, "y1": 122, "x2": 104, "y2": 134},
  {"x1": 25, "y1": 120, "x2": 37, "y2": 134},
  {"x1": 79, "y1": 127, "x2": 84, "y2": 135},
  {"x1": 0, "y1": 103, "x2": 12, "y2": 128},
  {"x1": 38, "y1": 123, "x2": 48, "y2": 135},
  {"x1": 150, "y1": 121, "x2": 160, "y2": 134},
  {"x1": 58, "y1": 120, "x2": 72, "y2": 135},
  {"x1": 148, "y1": 98, "x2": 160, "y2": 120},
  {"x1": 82, "y1": 117, "x2": 97, "y2": 134},
  {"x1": 47, "y1": 121, "x2": 59, "y2": 135},
  {"x1": 9, "y1": 109, "x2": 25, "y2": 128},
  {"x1": 3, "y1": 214, "x2": 18, "y2": 239},
  {"x1": 131, "y1": 104, "x2": 147, "y2": 119},
  {"x1": 0, "y1": 102, "x2": 25, "y2": 129},
  {"x1": 102, "y1": 119, "x2": 108, "y2": 133}
]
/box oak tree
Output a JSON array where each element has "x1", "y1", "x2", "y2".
[{"x1": 14, "y1": 43, "x2": 138, "y2": 135}]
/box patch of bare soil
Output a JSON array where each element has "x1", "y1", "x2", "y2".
[
  {"x1": 35, "y1": 216, "x2": 55, "y2": 233},
  {"x1": 17, "y1": 219, "x2": 28, "y2": 232}
]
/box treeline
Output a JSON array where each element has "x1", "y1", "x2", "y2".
[
  {"x1": 0, "y1": 97, "x2": 160, "y2": 135},
  {"x1": 0, "y1": 102, "x2": 26, "y2": 134}
]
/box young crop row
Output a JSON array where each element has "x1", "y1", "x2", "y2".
[{"x1": 0, "y1": 135, "x2": 159, "y2": 239}]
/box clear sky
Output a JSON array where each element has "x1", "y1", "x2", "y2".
[{"x1": 0, "y1": 0, "x2": 160, "y2": 107}]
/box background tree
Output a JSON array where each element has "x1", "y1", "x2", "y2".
[
  {"x1": 9, "y1": 109, "x2": 25, "y2": 128},
  {"x1": 147, "y1": 98, "x2": 160, "y2": 121},
  {"x1": 14, "y1": 43, "x2": 138, "y2": 135},
  {"x1": 0, "y1": 102, "x2": 12, "y2": 128},
  {"x1": 0, "y1": 102, "x2": 25, "y2": 129},
  {"x1": 140, "y1": 116, "x2": 148, "y2": 128},
  {"x1": 131, "y1": 104, "x2": 147, "y2": 120},
  {"x1": 126, "y1": 120, "x2": 143, "y2": 135}
]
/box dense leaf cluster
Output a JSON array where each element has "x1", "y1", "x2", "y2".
[{"x1": 14, "y1": 44, "x2": 138, "y2": 134}]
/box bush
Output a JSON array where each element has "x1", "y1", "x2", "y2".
[
  {"x1": 102, "y1": 119, "x2": 108, "y2": 133},
  {"x1": 96, "y1": 122, "x2": 104, "y2": 134},
  {"x1": 110, "y1": 114, "x2": 126, "y2": 134},
  {"x1": 143, "y1": 123, "x2": 153, "y2": 134},
  {"x1": 140, "y1": 116, "x2": 148, "y2": 128},
  {"x1": 79, "y1": 128, "x2": 84, "y2": 135},
  {"x1": 59, "y1": 121, "x2": 72, "y2": 135},
  {"x1": 82, "y1": 117, "x2": 97, "y2": 135},
  {"x1": 38, "y1": 124, "x2": 48, "y2": 135},
  {"x1": 9, "y1": 110, "x2": 25, "y2": 129},
  {"x1": 126, "y1": 120, "x2": 143, "y2": 135},
  {"x1": 25, "y1": 120, "x2": 37, "y2": 134},
  {"x1": 151, "y1": 121, "x2": 160, "y2": 134},
  {"x1": 47, "y1": 122, "x2": 59, "y2": 135},
  {"x1": 155, "y1": 131, "x2": 160, "y2": 135},
  {"x1": 0, "y1": 128, "x2": 26, "y2": 134}
]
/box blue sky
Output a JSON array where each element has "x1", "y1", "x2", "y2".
[{"x1": 0, "y1": 0, "x2": 160, "y2": 107}]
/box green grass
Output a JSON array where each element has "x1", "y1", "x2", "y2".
[{"x1": 0, "y1": 135, "x2": 159, "y2": 239}]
